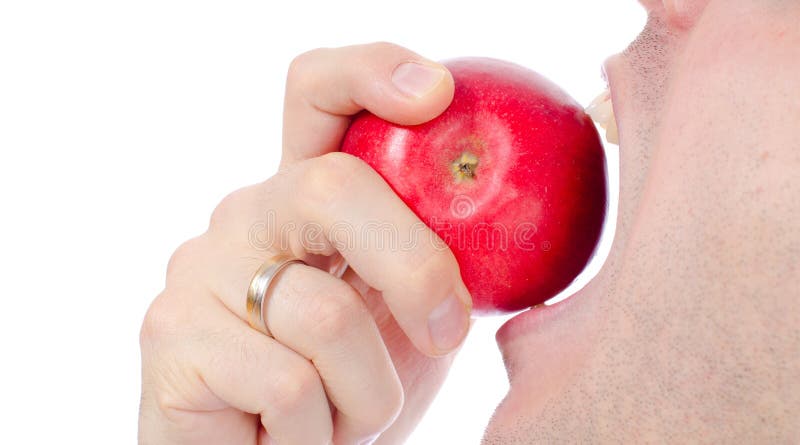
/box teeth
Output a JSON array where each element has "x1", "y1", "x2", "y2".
[
  {"x1": 586, "y1": 88, "x2": 619, "y2": 145},
  {"x1": 586, "y1": 90, "x2": 612, "y2": 122},
  {"x1": 604, "y1": 110, "x2": 619, "y2": 144}
]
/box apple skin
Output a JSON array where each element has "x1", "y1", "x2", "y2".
[{"x1": 341, "y1": 57, "x2": 607, "y2": 315}]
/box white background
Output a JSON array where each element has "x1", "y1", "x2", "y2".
[{"x1": 0, "y1": 1, "x2": 644, "y2": 443}]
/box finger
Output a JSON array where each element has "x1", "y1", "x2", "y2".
[
  {"x1": 202, "y1": 250, "x2": 405, "y2": 444},
  {"x1": 140, "y1": 289, "x2": 333, "y2": 445},
  {"x1": 207, "y1": 153, "x2": 473, "y2": 357},
  {"x1": 267, "y1": 265, "x2": 406, "y2": 444},
  {"x1": 281, "y1": 42, "x2": 454, "y2": 166},
  {"x1": 339, "y1": 266, "x2": 465, "y2": 445}
]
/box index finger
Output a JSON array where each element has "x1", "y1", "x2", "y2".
[{"x1": 280, "y1": 42, "x2": 455, "y2": 166}]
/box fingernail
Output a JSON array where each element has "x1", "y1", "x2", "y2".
[
  {"x1": 428, "y1": 293, "x2": 470, "y2": 353},
  {"x1": 391, "y1": 62, "x2": 446, "y2": 98}
]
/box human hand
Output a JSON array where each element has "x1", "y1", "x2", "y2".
[{"x1": 139, "y1": 42, "x2": 472, "y2": 445}]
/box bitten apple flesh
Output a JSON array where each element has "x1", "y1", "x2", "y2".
[{"x1": 342, "y1": 57, "x2": 607, "y2": 315}]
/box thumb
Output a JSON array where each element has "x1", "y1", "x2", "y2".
[{"x1": 281, "y1": 42, "x2": 454, "y2": 165}]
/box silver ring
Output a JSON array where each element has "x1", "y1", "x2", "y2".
[{"x1": 246, "y1": 255, "x2": 304, "y2": 335}]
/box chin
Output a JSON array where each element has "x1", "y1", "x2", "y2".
[{"x1": 485, "y1": 274, "x2": 607, "y2": 441}]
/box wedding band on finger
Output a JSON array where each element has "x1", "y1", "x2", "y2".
[{"x1": 246, "y1": 254, "x2": 305, "y2": 336}]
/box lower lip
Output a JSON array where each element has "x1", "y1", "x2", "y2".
[{"x1": 495, "y1": 285, "x2": 585, "y2": 348}]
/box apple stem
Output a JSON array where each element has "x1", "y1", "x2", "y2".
[{"x1": 452, "y1": 152, "x2": 479, "y2": 183}]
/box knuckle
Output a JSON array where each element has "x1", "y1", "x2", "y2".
[
  {"x1": 286, "y1": 47, "x2": 329, "y2": 90},
  {"x1": 299, "y1": 152, "x2": 366, "y2": 213},
  {"x1": 270, "y1": 362, "x2": 321, "y2": 416},
  {"x1": 364, "y1": 40, "x2": 407, "y2": 57},
  {"x1": 153, "y1": 390, "x2": 183, "y2": 422},
  {"x1": 305, "y1": 281, "x2": 365, "y2": 343},
  {"x1": 407, "y1": 250, "x2": 457, "y2": 295},
  {"x1": 165, "y1": 237, "x2": 205, "y2": 285},
  {"x1": 140, "y1": 291, "x2": 181, "y2": 349},
  {"x1": 208, "y1": 185, "x2": 250, "y2": 232},
  {"x1": 363, "y1": 380, "x2": 405, "y2": 432}
]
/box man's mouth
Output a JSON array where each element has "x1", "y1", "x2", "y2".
[{"x1": 496, "y1": 76, "x2": 620, "y2": 358}]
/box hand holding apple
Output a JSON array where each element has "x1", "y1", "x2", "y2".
[{"x1": 140, "y1": 44, "x2": 606, "y2": 445}]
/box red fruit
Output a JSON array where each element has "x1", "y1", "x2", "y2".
[{"x1": 341, "y1": 57, "x2": 607, "y2": 315}]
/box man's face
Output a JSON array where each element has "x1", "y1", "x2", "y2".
[{"x1": 483, "y1": 1, "x2": 800, "y2": 442}]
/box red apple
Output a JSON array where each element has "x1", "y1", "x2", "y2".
[{"x1": 341, "y1": 57, "x2": 607, "y2": 315}]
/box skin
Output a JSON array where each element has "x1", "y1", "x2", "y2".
[{"x1": 139, "y1": 0, "x2": 800, "y2": 443}]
